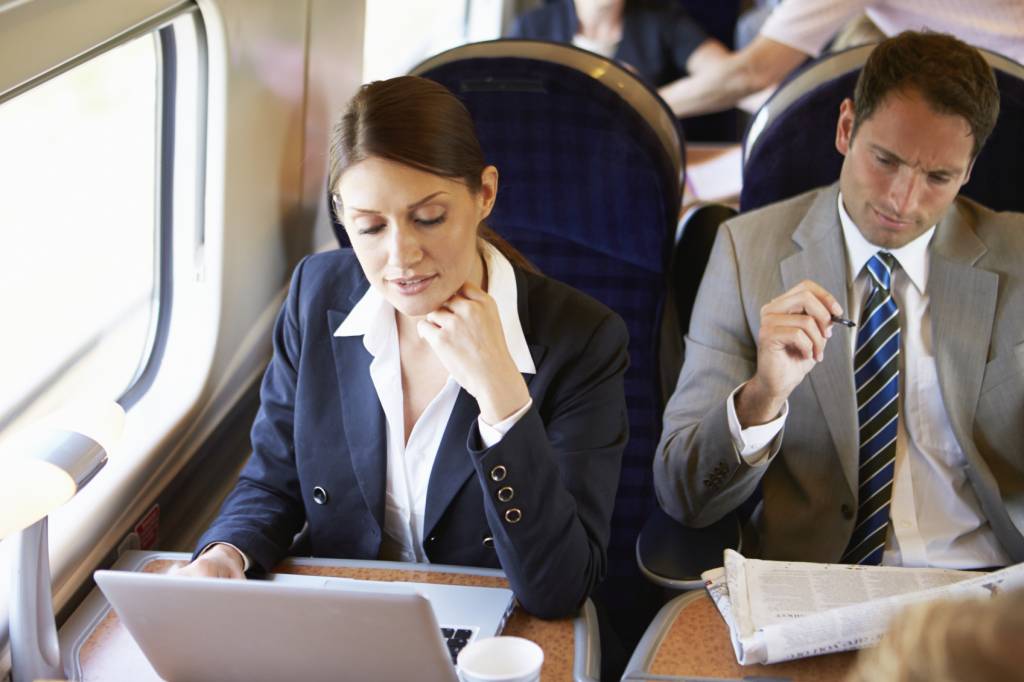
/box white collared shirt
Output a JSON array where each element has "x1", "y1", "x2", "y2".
[
  {"x1": 334, "y1": 241, "x2": 535, "y2": 563},
  {"x1": 726, "y1": 194, "x2": 1009, "y2": 568}
]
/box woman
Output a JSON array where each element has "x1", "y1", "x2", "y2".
[{"x1": 178, "y1": 76, "x2": 629, "y2": 618}]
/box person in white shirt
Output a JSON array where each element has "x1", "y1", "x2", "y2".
[
  {"x1": 176, "y1": 76, "x2": 629, "y2": 618},
  {"x1": 654, "y1": 31, "x2": 1024, "y2": 568},
  {"x1": 657, "y1": 0, "x2": 1024, "y2": 118}
]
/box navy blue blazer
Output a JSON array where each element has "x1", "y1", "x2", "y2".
[{"x1": 196, "y1": 249, "x2": 629, "y2": 618}]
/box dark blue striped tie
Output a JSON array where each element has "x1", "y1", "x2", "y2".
[{"x1": 842, "y1": 252, "x2": 900, "y2": 565}]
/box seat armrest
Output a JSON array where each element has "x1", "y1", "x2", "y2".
[{"x1": 635, "y1": 508, "x2": 740, "y2": 590}]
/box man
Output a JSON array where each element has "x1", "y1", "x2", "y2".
[
  {"x1": 657, "y1": 0, "x2": 1024, "y2": 118},
  {"x1": 655, "y1": 31, "x2": 1024, "y2": 568}
]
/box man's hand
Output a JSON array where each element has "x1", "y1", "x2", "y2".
[
  {"x1": 736, "y1": 279, "x2": 843, "y2": 426},
  {"x1": 417, "y1": 281, "x2": 530, "y2": 426},
  {"x1": 172, "y1": 543, "x2": 246, "y2": 579}
]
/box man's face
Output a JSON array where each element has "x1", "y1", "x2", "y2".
[{"x1": 835, "y1": 87, "x2": 975, "y2": 249}]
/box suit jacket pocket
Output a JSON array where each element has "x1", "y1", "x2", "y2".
[{"x1": 979, "y1": 341, "x2": 1024, "y2": 396}]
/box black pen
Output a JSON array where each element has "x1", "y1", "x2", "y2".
[{"x1": 830, "y1": 314, "x2": 856, "y2": 328}]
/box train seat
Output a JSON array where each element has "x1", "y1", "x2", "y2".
[
  {"x1": 405, "y1": 39, "x2": 683, "y2": 674},
  {"x1": 406, "y1": 39, "x2": 682, "y2": 584},
  {"x1": 638, "y1": 202, "x2": 742, "y2": 590}
]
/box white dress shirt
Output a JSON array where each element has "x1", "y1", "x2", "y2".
[
  {"x1": 333, "y1": 241, "x2": 536, "y2": 563},
  {"x1": 726, "y1": 194, "x2": 1010, "y2": 568},
  {"x1": 760, "y1": 0, "x2": 1024, "y2": 64}
]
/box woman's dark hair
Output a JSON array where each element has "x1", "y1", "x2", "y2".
[
  {"x1": 328, "y1": 76, "x2": 536, "y2": 273},
  {"x1": 852, "y1": 31, "x2": 1000, "y2": 160}
]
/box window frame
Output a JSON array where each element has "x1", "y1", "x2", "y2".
[{"x1": 0, "y1": 1, "x2": 203, "y2": 657}]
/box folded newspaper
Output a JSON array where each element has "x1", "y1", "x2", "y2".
[{"x1": 703, "y1": 549, "x2": 1024, "y2": 665}]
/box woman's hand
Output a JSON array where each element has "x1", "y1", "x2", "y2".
[
  {"x1": 172, "y1": 543, "x2": 246, "y2": 579},
  {"x1": 417, "y1": 281, "x2": 531, "y2": 425}
]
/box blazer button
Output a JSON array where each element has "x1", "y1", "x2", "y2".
[
  {"x1": 312, "y1": 486, "x2": 328, "y2": 505},
  {"x1": 490, "y1": 465, "x2": 507, "y2": 482},
  {"x1": 496, "y1": 486, "x2": 514, "y2": 502},
  {"x1": 841, "y1": 504, "x2": 854, "y2": 520},
  {"x1": 504, "y1": 508, "x2": 522, "y2": 524},
  {"x1": 482, "y1": 536, "x2": 494, "y2": 548}
]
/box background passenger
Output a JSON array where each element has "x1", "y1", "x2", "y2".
[
  {"x1": 177, "y1": 76, "x2": 629, "y2": 619},
  {"x1": 847, "y1": 590, "x2": 1024, "y2": 682},
  {"x1": 655, "y1": 31, "x2": 1024, "y2": 568},
  {"x1": 508, "y1": 0, "x2": 728, "y2": 88},
  {"x1": 508, "y1": 0, "x2": 736, "y2": 139},
  {"x1": 658, "y1": 0, "x2": 1024, "y2": 118}
]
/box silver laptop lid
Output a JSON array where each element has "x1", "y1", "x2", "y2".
[{"x1": 94, "y1": 569, "x2": 482, "y2": 682}]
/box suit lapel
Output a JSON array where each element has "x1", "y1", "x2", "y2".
[
  {"x1": 328, "y1": 308, "x2": 387, "y2": 532},
  {"x1": 780, "y1": 186, "x2": 859, "y2": 496},
  {"x1": 928, "y1": 203, "x2": 997, "y2": 481}
]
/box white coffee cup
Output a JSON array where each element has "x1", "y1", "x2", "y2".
[{"x1": 456, "y1": 635, "x2": 544, "y2": 682}]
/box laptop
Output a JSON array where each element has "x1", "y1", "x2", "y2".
[{"x1": 93, "y1": 569, "x2": 516, "y2": 682}]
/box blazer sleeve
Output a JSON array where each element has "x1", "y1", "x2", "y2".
[
  {"x1": 467, "y1": 311, "x2": 628, "y2": 619},
  {"x1": 193, "y1": 258, "x2": 309, "y2": 571},
  {"x1": 654, "y1": 223, "x2": 772, "y2": 527}
]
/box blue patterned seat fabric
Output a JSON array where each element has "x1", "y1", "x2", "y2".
[
  {"x1": 741, "y1": 54, "x2": 1024, "y2": 214},
  {"x1": 416, "y1": 56, "x2": 680, "y2": 580}
]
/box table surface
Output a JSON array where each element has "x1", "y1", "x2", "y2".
[
  {"x1": 58, "y1": 551, "x2": 597, "y2": 681},
  {"x1": 682, "y1": 143, "x2": 743, "y2": 212},
  {"x1": 624, "y1": 591, "x2": 857, "y2": 681}
]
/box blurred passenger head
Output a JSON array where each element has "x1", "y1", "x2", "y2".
[
  {"x1": 834, "y1": 31, "x2": 999, "y2": 248},
  {"x1": 847, "y1": 590, "x2": 1024, "y2": 682},
  {"x1": 328, "y1": 76, "x2": 532, "y2": 319}
]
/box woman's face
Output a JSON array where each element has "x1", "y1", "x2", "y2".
[{"x1": 336, "y1": 156, "x2": 497, "y2": 319}]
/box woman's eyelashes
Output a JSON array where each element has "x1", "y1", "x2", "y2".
[
  {"x1": 413, "y1": 205, "x2": 447, "y2": 226},
  {"x1": 357, "y1": 223, "x2": 385, "y2": 235},
  {"x1": 415, "y1": 214, "x2": 446, "y2": 226},
  {"x1": 353, "y1": 211, "x2": 446, "y2": 235}
]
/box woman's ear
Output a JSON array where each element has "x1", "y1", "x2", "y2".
[{"x1": 479, "y1": 165, "x2": 499, "y2": 219}]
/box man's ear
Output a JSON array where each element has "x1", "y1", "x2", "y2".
[
  {"x1": 961, "y1": 156, "x2": 976, "y2": 187},
  {"x1": 836, "y1": 98, "x2": 855, "y2": 156},
  {"x1": 479, "y1": 165, "x2": 499, "y2": 219}
]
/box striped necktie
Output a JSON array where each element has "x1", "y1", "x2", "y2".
[{"x1": 842, "y1": 251, "x2": 900, "y2": 565}]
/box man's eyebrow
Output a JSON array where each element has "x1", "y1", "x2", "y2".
[
  {"x1": 869, "y1": 144, "x2": 962, "y2": 176},
  {"x1": 870, "y1": 144, "x2": 905, "y2": 164},
  {"x1": 349, "y1": 191, "x2": 448, "y2": 214}
]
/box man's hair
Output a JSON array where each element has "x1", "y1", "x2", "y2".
[{"x1": 852, "y1": 31, "x2": 1000, "y2": 159}]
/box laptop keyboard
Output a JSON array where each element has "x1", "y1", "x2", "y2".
[{"x1": 440, "y1": 627, "x2": 474, "y2": 663}]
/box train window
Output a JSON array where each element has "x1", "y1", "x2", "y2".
[
  {"x1": 0, "y1": 33, "x2": 159, "y2": 446},
  {"x1": 363, "y1": 0, "x2": 505, "y2": 80}
]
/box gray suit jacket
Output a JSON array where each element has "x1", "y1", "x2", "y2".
[{"x1": 654, "y1": 183, "x2": 1024, "y2": 563}]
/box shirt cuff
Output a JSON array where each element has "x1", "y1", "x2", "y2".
[
  {"x1": 477, "y1": 398, "x2": 534, "y2": 449},
  {"x1": 199, "y1": 541, "x2": 251, "y2": 573},
  {"x1": 726, "y1": 382, "x2": 787, "y2": 465}
]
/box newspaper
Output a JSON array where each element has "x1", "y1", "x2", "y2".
[{"x1": 703, "y1": 549, "x2": 1024, "y2": 665}]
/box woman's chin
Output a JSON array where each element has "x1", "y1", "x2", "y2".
[{"x1": 387, "y1": 292, "x2": 447, "y2": 320}]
